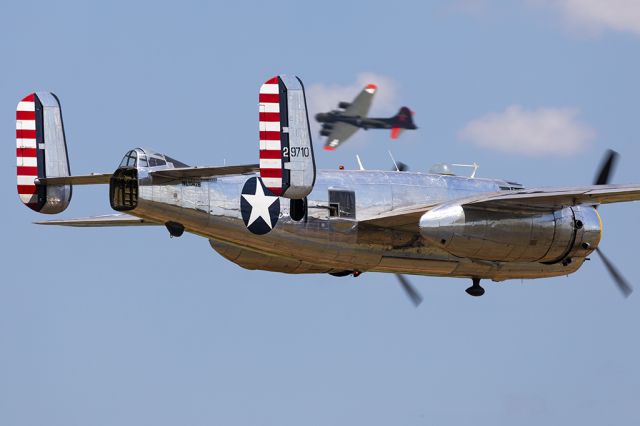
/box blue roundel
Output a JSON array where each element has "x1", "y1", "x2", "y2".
[{"x1": 240, "y1": 177, "x2": 280, "y2": 235}]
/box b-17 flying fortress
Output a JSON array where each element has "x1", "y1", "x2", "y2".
[{"x1": 315, "y1": 83, "x2": 417, "y2": 150}]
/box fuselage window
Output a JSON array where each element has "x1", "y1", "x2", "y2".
[{"x1": 328, "y1": 190, "x2": 356, "y2": 219}]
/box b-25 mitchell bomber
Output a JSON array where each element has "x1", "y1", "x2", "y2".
[
  {"x1": 16, "y1": 76, "x2": 638, "y2": 305},
  {"x1": 315, "y1": 83, "x2": 417, "y2": 151}
]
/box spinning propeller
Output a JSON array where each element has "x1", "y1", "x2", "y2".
[
  {"x1": 387, "y1": 159, "x2": 423, "y2": 306},
  {"x1": 592, "y1": 150, "x2": 633, "y2": 297},
  {"x1": 394, "y1": 273, "x2": 423, "y2": 307}
]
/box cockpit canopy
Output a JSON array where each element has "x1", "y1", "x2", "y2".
[{"x1": 118, "y1": 148, "x2": 189, "y2": 169}]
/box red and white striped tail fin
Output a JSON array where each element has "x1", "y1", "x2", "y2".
[
  {"x1": 16, "y1": 94, "x2": 39, "y2": 208},
  {"x1": 259, "y1": 75, "x2": 315, "y2": 199},
  {"x1": 259, "y1": 77, "x2": 284, "y2": 195},
  {"x1": 16, "y1": 92, "x2": 71, "y2": 214}
]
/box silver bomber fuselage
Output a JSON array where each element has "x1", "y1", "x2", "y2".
[{"x1": 127, "y1": 168, "x2": 599, "y2": 281}]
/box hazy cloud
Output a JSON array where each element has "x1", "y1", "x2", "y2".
[
  {"x1": 306, "y1": 72, "x2": 399, "y2": 118},
  {"x1": 459, "y1": 105, "x2": 595, "y2": 156},
  {"x1": 534, "y1": 0, "x2": 640, "y2": 36}
]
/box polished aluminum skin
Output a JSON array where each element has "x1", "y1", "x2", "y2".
[
  {"x1": 419, "y1": 203, "x2": 601, "y2": 263},
  {"x1": 125, "y1": 149, "x2": 600, "y2": 282},
  {"x1": 37, "y1": 92, "x2": 72, "y2": 214},
  {"x1": 277, "y1": 75, "x2": 316, "y2": 199}
]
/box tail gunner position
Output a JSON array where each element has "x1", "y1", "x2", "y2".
[{"x1": 16, "y1": 76, "x2": 639, "y2": 305}]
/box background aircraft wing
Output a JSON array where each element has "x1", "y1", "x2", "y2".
[
  {"x1": 34, "y1": 213, "x2": 161, "y2": 227},
  {"x1": 360, "y1": 184, "x2": 640, "y2": 230},
  {"x1": 323, "y1": 122, "x2": 360, "y2": 150},
  {"x1": 342, "y1": 84, "x2": 377, "y2": 117}
]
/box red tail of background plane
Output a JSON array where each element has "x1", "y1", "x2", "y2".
[{"x1": 390, "y1": 106, "x2": 416, "y2": 139}]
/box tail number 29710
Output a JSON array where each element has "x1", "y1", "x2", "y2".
[{"x1": 283, "y1": 146, "x2": 310, "y2": 158}]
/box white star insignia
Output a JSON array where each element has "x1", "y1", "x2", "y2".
[{"x1": 242, "y1": 181, "x2": 279, "y2": 229}]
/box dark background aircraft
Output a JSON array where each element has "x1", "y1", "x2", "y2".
[{"x1": 315, "y1": 83, "x2": 417, "y2": 150}]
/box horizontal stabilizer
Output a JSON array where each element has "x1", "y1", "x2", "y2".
[
  {"x1": 150, "y1": 164, "x2": 259, "y2": 180},
  {"x1": 390, "y1": 127, "x2": 404, "y2": 139},
  {"x1": 34, "y1": 213, "x2": 160, "y2": 227},
  {"x1": 38, "y1": 173, "x2": 112, "y2": 185}
]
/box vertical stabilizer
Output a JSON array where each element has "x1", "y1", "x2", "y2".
[
  {"x1": 259, "y1": 75, "x2": 316, "y2": 199},
  {"x1": 16, "y1": 92, "x2": 71, "y2": 213}
]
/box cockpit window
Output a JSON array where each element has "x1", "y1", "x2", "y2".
[
  {"x1": 148, "y1": 157, "x2": 166, "y2": 167},
  {"x1": 119, "y1": 150, "x2": 138, "y2": 168},
  {"x1": 138, "y1": 155, "x2": 148, "y2": 167}
]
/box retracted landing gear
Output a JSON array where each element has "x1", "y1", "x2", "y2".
[{"x1": 465, "y1": 277, "x2": 485, "y2": 297}]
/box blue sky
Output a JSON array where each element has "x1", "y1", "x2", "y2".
[{"x1": 2, "y1": 1, "x2": 640, "y2": 425}]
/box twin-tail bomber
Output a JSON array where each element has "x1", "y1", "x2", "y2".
[{"x1": 16, "y1": 76, "x2": 640, "y2": 305}]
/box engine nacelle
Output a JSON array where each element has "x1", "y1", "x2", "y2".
[
  {"x1": 338, "y1": 101, "x2": 351, "y2": 109},
  {"x1": 419, "y1": 204, "x2": 601, "y2": 263}
]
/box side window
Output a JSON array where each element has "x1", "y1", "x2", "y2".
[
  {"x1": 328, "y1": 190, "x2": 356, "y2": 219},
  {"x1": 138, "y1": 155, "x2": 148, "y2": 167}
]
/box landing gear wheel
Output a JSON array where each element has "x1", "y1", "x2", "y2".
[{"x1": 465, "y1": 278, "x2": 485, "y2": 297}]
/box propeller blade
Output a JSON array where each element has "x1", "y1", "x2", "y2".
[
  {"x1": 395, "y1": 274, "x2": 423, "y2": 307},
  {"x1": 594, "y1": 149, "x2": 619, "y2": 185},
  {"x1": 595, "y1": 248, "x2": 633, "y2": 298}
]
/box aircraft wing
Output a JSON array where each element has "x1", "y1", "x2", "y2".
[
  {"x1": 360, "y1": 184, "x2": 640, "y2": 230},
  {"x1": 342, "y1": 84, "x2": 376, "y2": 118},
  {"x1": 465, "y1": 184, "x2": 640, "y2": 210},
  {"x1": 34, "y1": 213, "x2": 161, "y2": 227},
  {"x1": 323, "y1": 122, "x2": 360, "y2": 150}
]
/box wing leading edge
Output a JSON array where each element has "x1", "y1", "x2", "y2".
[
  {"x1": 342, "y1": 84, "x2": 377, "y2": 118},
  {"x1": 467, "y1": 184, "x2": 640, "y2": 210}
]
